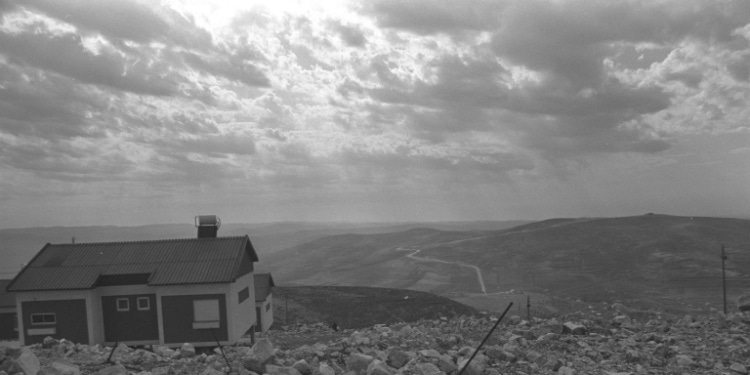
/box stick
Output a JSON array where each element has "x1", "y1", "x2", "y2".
[
  {"x1": 457, "y1": 302, "x2": 514, "y2": 375},
  {"x1": 211, "y1": 329, "x2": 232, "y2": 374}
]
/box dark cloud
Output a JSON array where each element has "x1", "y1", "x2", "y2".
[
  {"x1": 330, "y1": 21, "x2": 367, "y2": 47},
  {"x1": 0, "y1": 138, "x2": 134, "y2": 181},
  {"x1": 182, "y1": 52, "x2": 270, "y2": 87},
  {"x1": 0, "y1": 27, "x2": 179, "y2": 96},
  {"x1": 0, "y1": 63, "x2": 108, "y2": 140},
  {"x1": 17, "y1": 0, "x2": 213, "y2": 49},
  {"x1": 663, "y1": 68, "x2": 703, "y2": 88},
  {"x1": 728, "y1": 59, "x2": 750, "y2": 82},
  {"x1": 491, "y1": 0, "x2": 750, "y2": 89},
  {"x1": 361, "y1": 0, "x2": 502, "y2": 36}
]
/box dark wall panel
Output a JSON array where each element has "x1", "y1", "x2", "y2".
[
  {"x1": 0, "y1": 312, "x2": 17, "y2": 340},
  {"x1": 21, "y1": 299, "x2": 88, "y2": 344},
  {"x1": 161, "y1": 294, "x2": 227, "y2": 343},
  {"x1": 102, "y1": 294, "x2": 158, "y2": 342}
]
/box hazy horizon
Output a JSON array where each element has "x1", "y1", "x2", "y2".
[{"x1": 1, "y1": 0, "x2": 749, "y2": 228}]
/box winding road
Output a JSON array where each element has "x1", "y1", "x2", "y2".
[{"x1": 398, "y1": 247, "x2": 487, "y2": 294}]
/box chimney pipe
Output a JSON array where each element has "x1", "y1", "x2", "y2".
[{"x1": 195, "y1": 215, "x2": 221, "y2": 238}]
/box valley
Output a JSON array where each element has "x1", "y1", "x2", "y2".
[{"x1": 2, "y1": 215, "x2": 749, "y2": 318}]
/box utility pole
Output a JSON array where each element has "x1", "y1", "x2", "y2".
[
  {"x1": 526, "y1": 295, "x2": 531, "y2": 321},
  {"x1": 721, "y1": 244, "x2": 728, "y2": 315}
]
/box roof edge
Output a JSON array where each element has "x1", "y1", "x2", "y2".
[{"x1": 6, "y1": 242, "x2": 52, "y2": 292}]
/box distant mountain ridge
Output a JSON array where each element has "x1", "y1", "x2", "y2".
[
  {"x1": 259, "y1": 214, "x2": 750, "y2": 313},
  {"x1": 0, "y1": 220, "x2": 530, "y2": 277}
]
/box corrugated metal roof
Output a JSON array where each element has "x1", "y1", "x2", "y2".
[
  {"x1": 254, "y1": 273, "x2": 275, "y2": 302},
  {"x1": 0, "y1": 279, "x2": 15, "y2": 307},
  {"x1": 7, "y1": 236, "x2": 259, "y2": 292}
]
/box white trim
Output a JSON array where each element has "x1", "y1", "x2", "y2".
[
  {"x1": 116, "y1": 298, "x2": 130, "y2": 312},
  {"x1": 28, "y1": 327, "x2": 56, "y2": 336},
  {"x1": 30, "y1": 312, "x2": 56, "y2": 325},
  {"x1": 192, "y1": 321, "x2": 220, "y2": 329},
  {"x1": 137, "y1": 297, "x2": 150, "y2": 311}
]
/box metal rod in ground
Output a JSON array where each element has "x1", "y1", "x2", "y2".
[
  {"x1": 212, "y1": 328, "x2": 233, "y2": 374},
  {"x1": 722, "y1": 244, "x2": 728, "y2": 314},
  {"x1": 106, "y1": 341, "x2": 119, "y2": 364},
  {"x1": 457, "y1": 302, "x2": 514, "y2": 375}
]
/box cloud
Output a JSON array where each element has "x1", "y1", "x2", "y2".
[
  {"x1": 329, "y1": 20, "x2": 367, "y2": 47},
  {"x1": 491, "y1": 0, "x2": 750, "y2": 89},
  {"x1": 663, "y1": 67, "x2": 703, "y2": 88},
  {"x1": 0, "y1": 26, "x2": 179, "y2": 96},
  {"x1": 157, "y1": 134, "x2": 257, "y2": 157},
  {"x1": 16, "y1": 0, "x2": 213, "y2": 49},
  {"x1": 181, "y1": 52, "x2": 270, "y2": 87},
  {"x1": 362, "y1": 0, "x2": 501, "y2": 36}
]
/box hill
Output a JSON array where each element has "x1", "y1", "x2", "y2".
[
  {"x1": 271, "y1": 285, "x2": 480, "y2": 329},
  {"x1": 260, "y1": 215, "x2": 750, "y2": 315}
]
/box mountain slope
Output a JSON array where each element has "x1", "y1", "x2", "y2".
[{"x1": 260, "y1": 215, "x2": 750, "y2": 313}]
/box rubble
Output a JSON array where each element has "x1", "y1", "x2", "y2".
[{"x1": 2, "y1": 310, "x2": 750, "y2": 375}]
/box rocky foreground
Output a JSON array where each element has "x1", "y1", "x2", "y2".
[{"x1": 2, "y1": 310, "x2": 750, "y2": 375}]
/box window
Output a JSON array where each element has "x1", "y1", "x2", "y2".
[
  {"x1": 137, "y1": 297, "x2": 150, "y2": 311},
  {"x1": 116, "y1": 298, "x2": 130, "y2": 312},
  {"x1": 193, "y1": 299, "x2": 220, "y2": 329},
  {"x1": 238, "y1": 287, "x2": 250, "y2": 303},
  {"x1": 30, "y1": 313, "x2": 56, "y2": 325}
]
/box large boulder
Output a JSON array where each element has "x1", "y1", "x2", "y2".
[
  {"x1": 562, "y1": 322, "x2": 587, "y2": 335},
  {"x1": 737, "y1": 293, "x2": 750, "y2": 312},
  {"x1": 0, "y1": 347, "x2": 41, "y2": 375},
  {"x1": 39, "y1": 359, "x2": 80, "y2": 375},
  {"x1": 243, "y1": 338, "x2": 276, "y2": 374},
  {"x1": 347, "y1": 353, "x2": 374, "y2": 374},
  {"x1": 180, "y1": 343, "x2": 196, "y2": 358}
]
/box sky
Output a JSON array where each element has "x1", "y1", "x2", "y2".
[{"x1": 0, "y1": 0, "x2": 749, "y2": 228}]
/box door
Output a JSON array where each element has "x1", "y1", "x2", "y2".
[{"x1": 255, "y1": 306, "x2": 262, "y2": 332}]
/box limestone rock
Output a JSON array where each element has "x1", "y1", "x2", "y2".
[
  {"x1": 675, "y1": 354, "x2": 696, "y2": 367},
  {"x1": 152, "y1": 346, "x2": 175, "y2": 358},
  {"x1": 180, "y1": 343, "x2": 196, "y2": 358},
  {"x1": 731, "y1": 362, "x2": 748, "y2": 374},
  {"x1": 1, "y1": 347, "x2": 40, "y2": 375},
  {"x1": 96, "y1": 364, "x2": 127, "y2": 375},
  {"x1": 313, "y1": 363, "x2": 336, "y2": 375},
  {"x1": 346, "y1": 353, "x2": 374, "y2": 374},
  {"x1": 385, "y1": 348, "x2": 410, "y2": 369},
  {"x1": 266, "y1": 365, "x2": 302, "y2": 375},
  {"x1": 40, "y1": 359, "x2": 80, "y2": 375},
  {"x1": 562, "y1": 322, "x2": 587, "y2": 335},
  {"x1": 737, "y1": 294, "x2": 750, "y2": 312},
  {"x1": 365, "y1": 360, "x2": 392, "y2": 375},
  {"x1": 292, "y1": 359, "x2": 315, "y2": 375},
  {"x1": 416, "y1": 363, "x2": 443, "y2": 375}
]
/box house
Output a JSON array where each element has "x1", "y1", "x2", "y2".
[
  {"x1": 0, "y1": 279, "x2": 18, "y2": 341},
  {"x1": 254, "y1": 273, "x2": 275, "y2": 332},
  {"x1": 6, "y1": 215, "x2": 262, "y2": 347}
]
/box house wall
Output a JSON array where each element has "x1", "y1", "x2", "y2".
[
  {"x1": 15, "y1": 290, "x2": 96, "y2": 345},
  {"x1": 98, "y1": 283, "x2": 233, "y2": 347},
  {"x1": 101, "y1": 294, "x2": 159, "y2": 342},
  {"x1": 15, "y1": 282, "x2": 247, "y2": 347},
  {"x1": 21, "y1": 299, "x2": 89, "y2": 345},
  {"x1": 0, "y1": 306, "x2": 17, "y2": 340},
  {"x1": 255, "y1": 293, "x2": 273, "y2": 333},
  {"x1": 227, "y1": 272, "x2": 256, "y2": 342}
]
